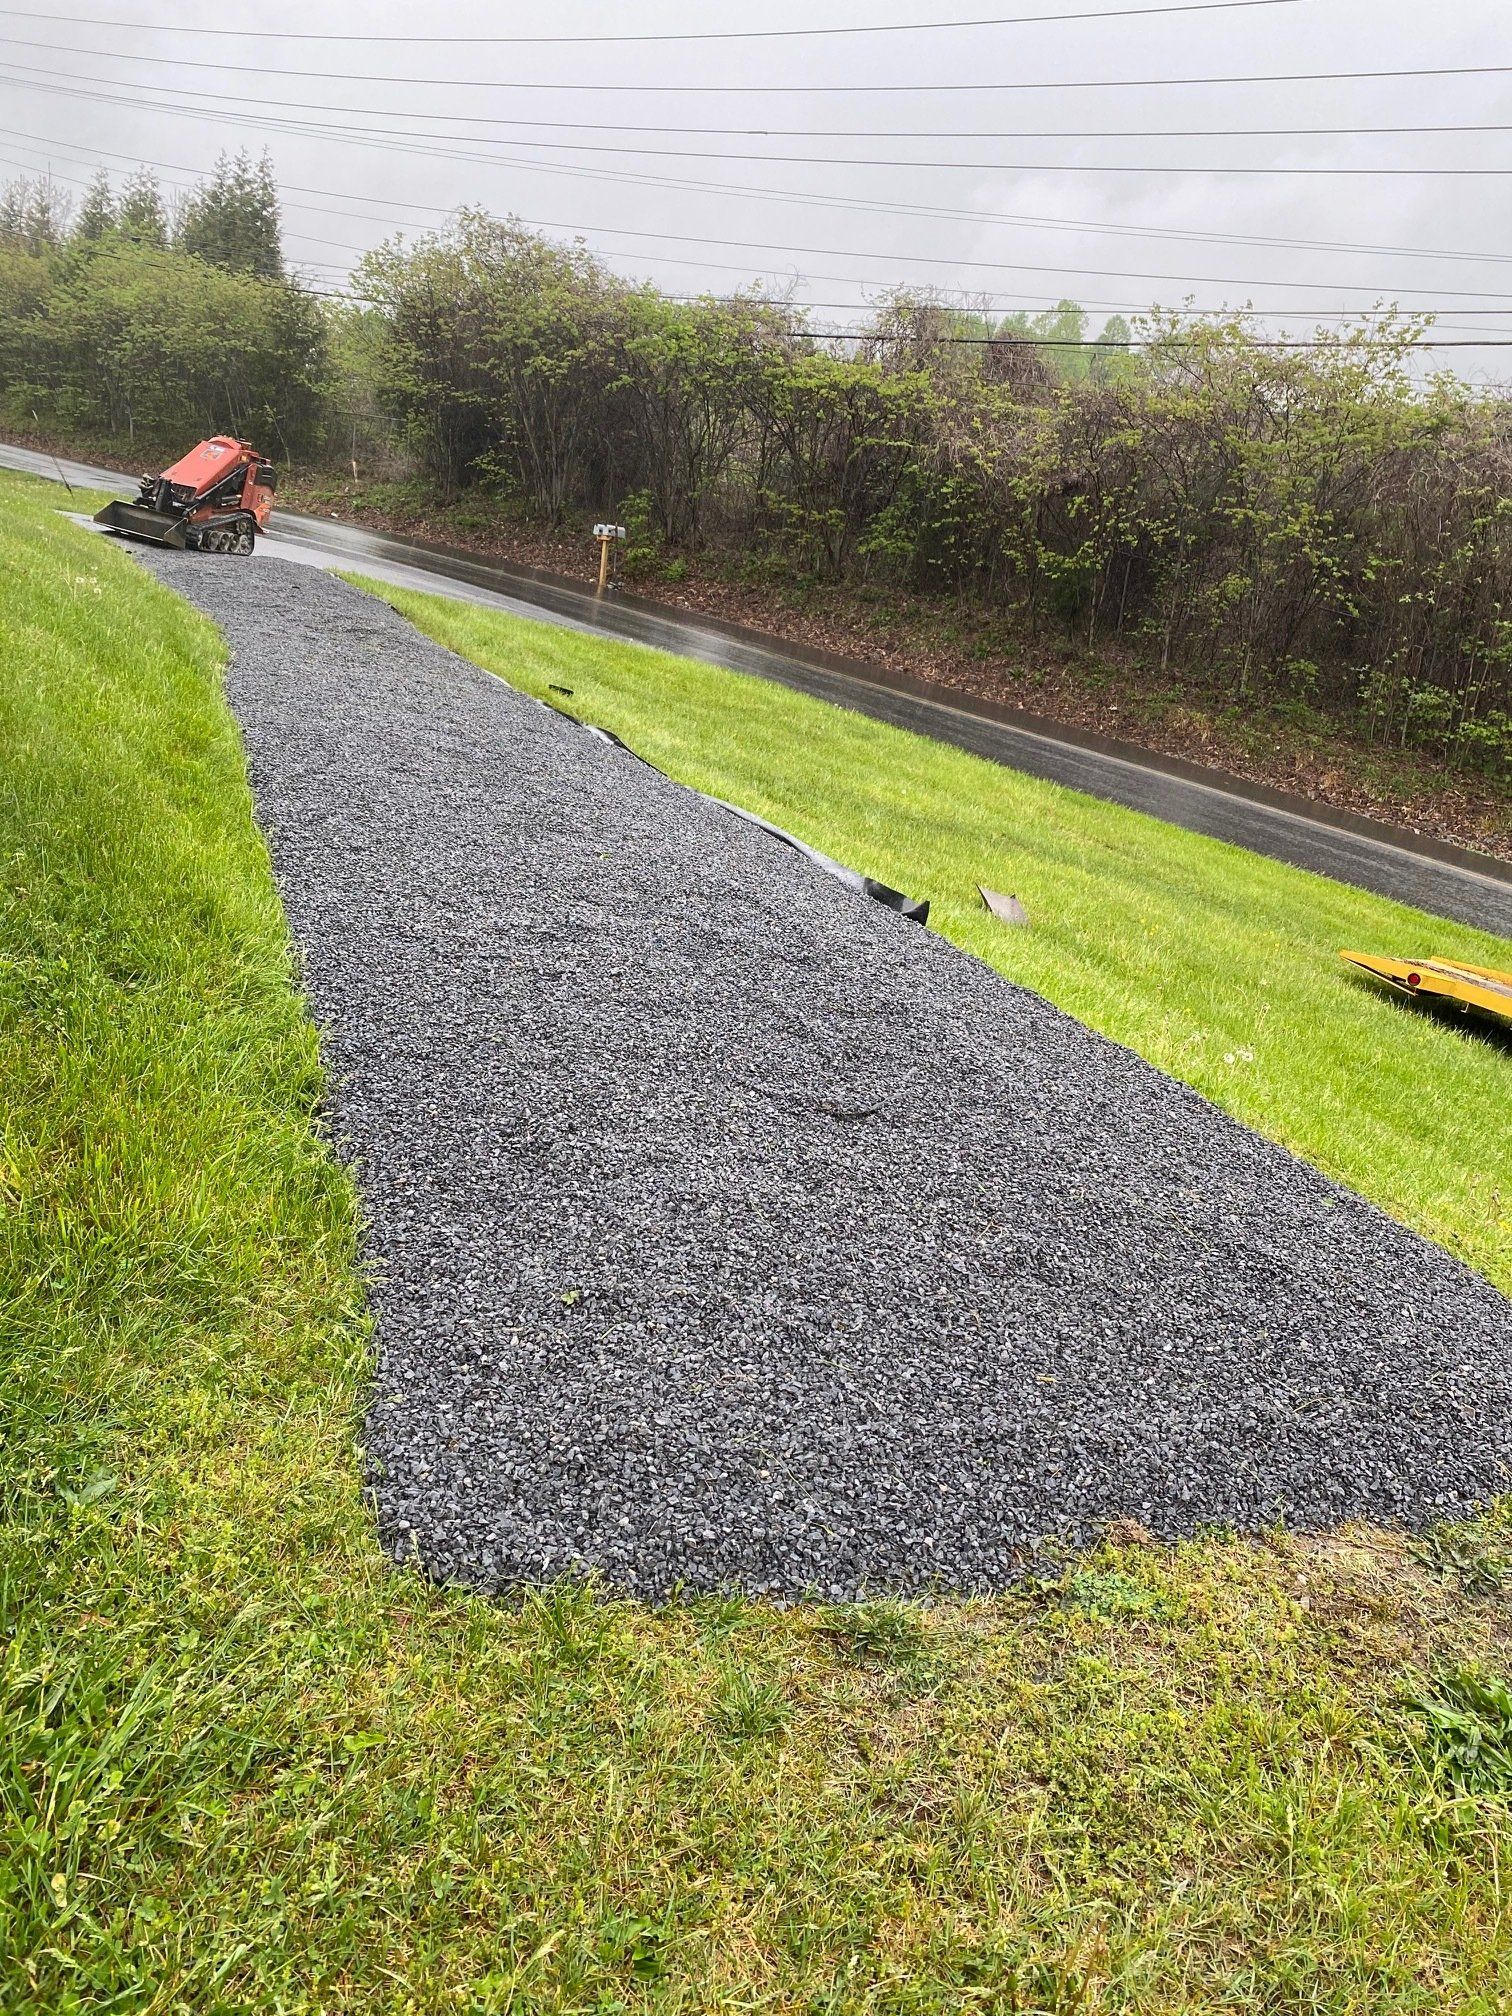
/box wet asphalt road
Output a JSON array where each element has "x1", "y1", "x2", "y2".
[{"x1": 8, "y1": 439, "x2": 1510, "y2": 938}]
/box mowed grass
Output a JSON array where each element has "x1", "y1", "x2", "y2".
[
  {"x1": 361, "y1": 577, "x2": 1512, "y2": 1301},
  {"x1": 5, "y1": 464, "x2": 1512, "y2": 2014}
]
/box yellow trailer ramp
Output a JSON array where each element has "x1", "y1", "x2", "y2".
[{"x1": 1339, "y1": 951, "x2": 1512, "y2": 1026}]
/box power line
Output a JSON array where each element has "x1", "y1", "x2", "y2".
[
  {"x1": 11, "y1": 95, "x2": 1512, "y2": 346},
  {"x1": 17, "y1": 150, "x2": 1507, "y2": 348},
  {"x1": 27, "y1": 151, "x2": 1450, "y2": 324},
  {"x1": 296, "y1": 274, "x2": 1512, "y2": 347},
  {"x1": 12, "y1": 75, "x2": 1512, "y2": 274},
  {"x1": 4, "y1": 34, "x2": 1509, "y2": 94},
  {"x1": 9, "y1": 51, "x2": 1508, "y2": 141},
  {"x1": 5, "y1": 109, "x2": 1505, "y2": 280},
  {"x1": 16, "y1": 72, "x2": 1512, "y2": 300},
  {"x1": 0, "y1": 35, "x2": 1495, "y2": 141},
  {"x1": 18, "y1": 76, "x2": 1512, "y2": 324},
  {"x1": 302, "y1": 274, "x2": 1512, "y2": 346},
  {"x1": 256, "y1": 249, "x2": 1512, "y2": 322},
  {"x1": 20, "y1": 127, "x2": 1512, "y2": 334},
  {"x1": 8, "y1": 64, "x2": 1512, "y2": 228},
  {"x1": 0, "y1": 1, "x2": 1309, "y2": 44},
  {"x1": 16, "y1": 112, "x2": 1502, "y2": 277},
  {"x1": 809, "y1": 329, "x2": 1512, "y2": 346},
  {"x1": 312, "y1": 217, "x2": 1512, "y2": 299},
  {"x1": 159, "y1": 149, "x2": 1512, "y2": 180},
  {"x1": 15, "y1": 107, "x2": 1512, "y2": 302},
  {"x1": 5, "y1": 58, "x2": 1510, "y2": 175},
  {"x1": 276, "y1": 240, "x2": 1512, "y2": 322},
  {"x1": 302, "y1": 249, "x2": 1512, "y2": 326},
  {"x1": 9, "y1": 141, "x2": 1512, "y2": 348}
]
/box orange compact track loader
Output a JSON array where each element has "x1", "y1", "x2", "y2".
[{"x1": 94, "y1": 436, "x2": 276, "y2": 553}]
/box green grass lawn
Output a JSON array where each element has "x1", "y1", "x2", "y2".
[
  {"x1": 361, "y1": 576, "x2": 1512, "y2": 1301},
  {"x1": 5, "y1": 463, "x2": 1512, "y2": 2013}
]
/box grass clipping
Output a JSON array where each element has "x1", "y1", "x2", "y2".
[{"x1": 4, "y1": 469, "x2": 1512, "y2": 2012}]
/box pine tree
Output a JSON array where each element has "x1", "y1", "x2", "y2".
[
  {"x1": 117, "y1": 169, "x2": 168, "y2": 248},
  {"x1": 0, "y1": 178, "x2": 29, "y2": 249},
  {"x1": 73, "y1": 169, "x2": 116, "y2": 243},
  {"x1": 176, "y1": 151, "x2": 284, "y2": 280},
  {"x1": 0, "y1": 174, "x2": 70, "y2": 252}
]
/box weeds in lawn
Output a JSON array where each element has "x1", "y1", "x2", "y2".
[
  {"x1": 686, "y1": 1588, "x2": 751, "y2": 1638},
  {"x1": 1062, "y1": 1568, "x2": 1169, "y2": 1622},
  {"x1": 820, "y1": 1600, "x2": 926, "y2": 1663},
  {"x1": 520, "y1": 1579, "x2": 611, "y2": 1664},
  {"x1": 1413, "y1": 1520, "x2": 1511, "y2": 1599},
  {"x1": 710, "y1": 1665, "x2": 790, "y2": 1743},
  {"x1": 1406, "y1": 1670, "x2": 1512, "y2": 1797},
  {"x1": 599, "y1": 1912, "x2": 673, "y2": 1984}
]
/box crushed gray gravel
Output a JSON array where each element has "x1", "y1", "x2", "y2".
[{"x1": 141, "y1": 548, "x2": 1512, "y2": 1600}]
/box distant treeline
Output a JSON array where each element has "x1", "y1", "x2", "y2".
[{"x1": 2, "y1": 161, "x2": 1509, "y2": 772}]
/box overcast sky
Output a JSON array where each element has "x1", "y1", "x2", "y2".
[{"x1": 1, "y1": 0, "x2": 1509, "y2": 373}]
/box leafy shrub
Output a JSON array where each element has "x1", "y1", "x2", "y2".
[{"x1": 6, "y1": 169, "x2": 1512, "y2": 765}]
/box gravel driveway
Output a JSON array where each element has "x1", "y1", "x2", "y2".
[{"x1": 143, "y1": 550, "x2": 1512, "y2": 1599}]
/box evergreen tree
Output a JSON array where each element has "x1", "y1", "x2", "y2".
[
  {"x1": 0, "y1": 174, "x2": 70, "y2": 252},
  {"x1": 117, "y1": 169, "x2": 167, "y2": 248},
  {"x1": 73, "y1": 168, "x2": 115, "y2": 244},
  {"x1": 176, "y1": 151, "x2": 283, "y2": 280}
]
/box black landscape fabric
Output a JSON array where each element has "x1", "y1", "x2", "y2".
[{"x1": 143, "y1": 550, "x2": 1512, "y2": 1600}]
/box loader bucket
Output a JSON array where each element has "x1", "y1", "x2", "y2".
[{"x1": 93, "y1": 500, "x2": 190, "y2": 548}]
